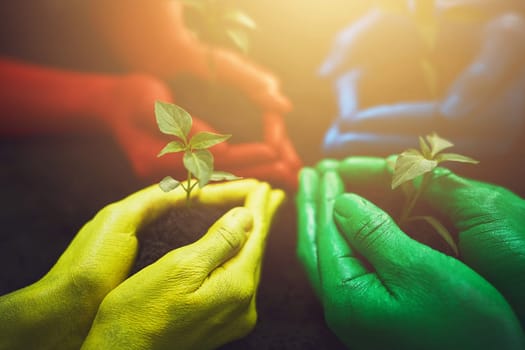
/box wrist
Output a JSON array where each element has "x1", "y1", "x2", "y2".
[
  {"x1": 81, "y1": 294, "x2": 151, "y2": 350},
  {"x1": 0, "y1": 276, "x2": 89, "y2": 349}
]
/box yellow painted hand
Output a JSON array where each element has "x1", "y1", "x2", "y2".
[
  {"x1": 81, "y1": 181, "x2": 284, "y2": 350},
  {"x1": 0, "y1": 179, "x2": 284, "y2": 350}
]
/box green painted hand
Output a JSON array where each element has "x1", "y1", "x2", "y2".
[
  {"x1": 325, "y1": 156, "x2": 525, "y2": 325},
  {"x1": 297, "y1": 164, "x2": 524, "y2": 350},
  {"x1": 421, "y1": 166, "x2": 525, "y2": 325}
]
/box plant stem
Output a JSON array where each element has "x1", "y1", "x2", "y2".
[
  {"x1": 185, "y1": 169, "x2": 192, "y2": 207},
  {"x1": 400, "y1": 172, "x2": 431, "y2": 224}
]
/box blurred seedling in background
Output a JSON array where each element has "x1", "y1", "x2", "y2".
[
  {"x1": 155, "y1": 101, "x2": 241, "y2": 206},
  {"x1": 178, "y1": 0, "x2": 256, "y2": 79},
  {"x1": 391, "y1": 132, "x2": 478, "y2": 255}
]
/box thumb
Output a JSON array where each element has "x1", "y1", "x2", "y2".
[
  {"x1": 333, "y1": 193, "x2": 421, "y2": 270},
  {"x1": 188, "y1": 207, "x2": 254, "y2": 274}
]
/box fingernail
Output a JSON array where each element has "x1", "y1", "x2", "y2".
[{"x1": 333, "y1": 193, "x2": 366, "y2": 219}]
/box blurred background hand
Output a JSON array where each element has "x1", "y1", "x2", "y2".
[
  {"x1": 89, "y1": 0, "x2": 291, "y2": 114},
  {"x1": 313, "y1": 156, "x2": 525, "y2": 326},
  {"x1": 320, "y1": 1, "x2": 525, "y2": 159}
]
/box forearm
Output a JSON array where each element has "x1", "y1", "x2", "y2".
[
  {"x1": 0, "y1": 278, "x2": 87, "y2": 350},
  {"x1": 81, "y1": 311, "x2": 151, "y2": 350},
  {"x1": 0, "y1": 58, "x2": 115, "y2": 135}
]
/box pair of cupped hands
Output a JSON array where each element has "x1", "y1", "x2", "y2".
[
  {"x1": 0, "y1": 179, "x2": 284, "y2": 350},
  {"x1": 320, "y1": 3, "x2": 525, "y2": 157},
  {"x1": 298, "y1": 156, "x2": 525, "y2": 349},
  {"x1": 89, "y1": 0, "x2": 301, "y2": 190}
]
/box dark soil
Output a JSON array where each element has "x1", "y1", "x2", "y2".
[{"x1": 131, "y1": 204, "x2": 229, "y2": 274}]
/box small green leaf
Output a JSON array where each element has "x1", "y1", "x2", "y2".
[
  {"x1": 435, "y1": 153, "x2": 479, "y2": 165},
  {"x1": 402, "y1": 148, "x2": 423, "y2": 156},
  {"x1": 190, "y1": 132, "x2": 231, "y2": 150},
  {"x1": 157, "y1": 140, "x2": 186, "y2": 157},
  {"x1": 159, "y1": 176, "x2": 180, "y2": 192},
  {"x1": 392, "y1": 150, "x2": 437, "y2": 189},
  {"x1": 419, "y1": 136, "x2": 431, "y2": 159},
  {"x1": 155, "y1": 101, "x2": 192, "y2": 141},
  {"x1": 226, "y1": 28, "x2": 250, "y2": 53},
  {"x1": 408, "y1": 216, "x2": 459, "y2": 256},
  {"x1": 223, "y1": 9, "x2": 257, "y2": 29},
  {"x1": 183, "y1": 149, "x2": 213, "y2": 188},
  {"x1": 210, "y1": 171, "x2": 242, "y2": 181},
  {"x1": 426, "y1": 132, "x2": 454, "y2": 158}
]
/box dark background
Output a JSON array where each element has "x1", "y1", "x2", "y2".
[{"x1": 1, "y1": 1, "x2": 524, "y2": 349}]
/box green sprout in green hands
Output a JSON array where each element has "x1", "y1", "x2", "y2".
[
  {"x1": 391, "y1": 132, "x2": 478, "y2": 255},
  {"x1": 155, "y1": 101, "x2": 241, "y2": 205}
]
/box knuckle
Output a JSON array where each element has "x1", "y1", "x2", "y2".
[
  {"x1": 479, "y1": 186, "x2": 511, "y2": 214},
  {"x1": 68, "y1": 265, "x2": 112, "y2": 300},
  {"x1": 215, "y1": 226, "x2": 243, "y2": 251},
  {"x1": 353, "y1": 211, "x2": 391, "y2": 247},
  {"x1": 169, "y1": 249, "x2": 199, "y2": 271}
]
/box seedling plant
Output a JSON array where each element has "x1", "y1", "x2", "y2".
[
  {"x1": 155, "y1": 100, "x2": 240, "y2": 205},
  {"x1": 391, "y1": 132, "x2": 478, "y2": 255},
  {"x1": 178, "y1": 0, "x2": 256, "y2": 79}
]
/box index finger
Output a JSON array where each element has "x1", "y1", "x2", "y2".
[
  {"x1": 93, "y1": 183, "x2": 188, "y2": 233},
  {"x1": 228, "y1": 182, "x2": 285, "y2": 276},
  {"x1": 296, "y1": 167, "x2": 321, "y2": 295},
  {"x1": 337, "y1": 156, "x2": 392, "y2": 189},
  {"x1": 317, "y1": 171, "x2": 368, "y2": 295},
  {"x1": 99, "y1": 178, "x2": 262, "y2": 233},
  {"x1": 197, "y1": 178, "x2": 260, "y2": 206}
]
